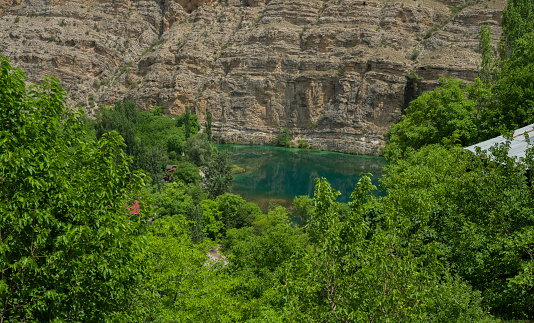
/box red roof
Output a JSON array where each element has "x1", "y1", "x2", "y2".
[
  {"x1": 166, "y1": 165, "x2": 178, "y2": 172},
  {"x1": 125, "y1": 200, "x2": 140, "y2": 215}
]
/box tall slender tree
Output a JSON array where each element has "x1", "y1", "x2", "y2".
[
  {"x1": 185, "y1": 106, "x2": 191, "y2": 139},
  {"x1": 478, "y1": 24, "x2": 496, "y2": 86},
  {"x1": 500, "y1": 0, "x2": 534, "y2": 59},
  {"x1": 96, "y1": 98, "x2": 138, "y2": 156}
]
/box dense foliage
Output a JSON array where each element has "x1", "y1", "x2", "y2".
[
  {"x1": 489, "y1": 32, "x2": 534, "y2": 132},
  {"x1": 0, "y1": 55, "x2": 148, "y2": 321},
  {"x1": 271, "y1": 128, "x2": 293, "y2": 148},
  {"x1": 382, "y1": 1, "x2": 534, "y2": 319},
  {"x1": 3, "y1": 0, "x2": 534, "y2": 320},
  {"x1": 383, "y1": 145, "x2": 534, "y2": 318},
  {"x1": 96, "y1": 101, "x2": 203, "y2": 183},
  {"x1": 387, "y1": 78, "x2": 481, "y2": 157},
  {"x1": 284, "y1": 177, "x2": 494, "y2": 322}
]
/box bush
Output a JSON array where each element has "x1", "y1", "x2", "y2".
[
  {"x1": 173, "y1": 161, "x2": 201, "y2": 185},
  {"x1": 271, "y1": 128, "x2": 293, "y2": 147},
  {"x1": 297, "y1": 140, "x2": 310, "y2": 149},
  {"x1": 216, "y1": 194, "x2": 261, "y2": 232},
  {"x1": 184, "y1": 133, "x2": 213, "y2": 167},
  {"x1": 411, "y1": 48, "x2": 420, "y2": 61}
]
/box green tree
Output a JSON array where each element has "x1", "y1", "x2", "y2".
[
  {"x1": 386, "y1": 78, "x2": 480, "y2": 158},
  {"x1": 137, "y1": 111, "x2": 182, "y2": 148},
  {"x1": 166, "y1": 133, "x2": 185, "y2": 160},
  {"x1": 128, "y1": 214, "x2": 245, "y2": 322},
  {"x1": 150, "y1": 182, "x2": 195, "y2": 219},
  {"x1": 291, "y1": 195, "x2": 315, "y2": 226},
  {"x1": 479, "y1": 0, "x2": 534, "y2": 135},
  {"x1": 96, "y1": 98, "x2": 138, "y2": 157},
  {"x1": 134, "y1": 110, "x2": 187, "y2": 163},
  {"x1": 203, "y1": 150, "x2": 233, "y2": 198},
  {"x1": 485, "y1": 33, "x2": 534, "y2": 133},
  {"x1": 0, "y1": 56, "x2": 148, "y2": 321},
  {"x1": 200, "y1": 199, "x2": 224, "y2": 240},
  {"x1": 138, "y1": 142, "x2": 169, "y2": 184},
  {"x1": 216, "y1": 193, "x2": 261, "y2": 233},
  {"x1": 283, "y1": 177, "x2": 495, "y2": 322},
  {"x1": 500, "y1": 0, "x2": 534, "y2": 58},
  {"x1": 152, "y1": 105, "x2": 163, "y2": 116},
  {"x1": 172, "y1": 161, "x2": 201, "y2": 185},
  {"x1": 222, "y1": 206, "x2": 305, "y2": 320},
  {"x1": 478, "y1": 25, "x2": 496, "y2": 87},
  {"x1": 184, "y1": 133, "x2": 213, "y2": 167},
  {"x1": 176, "y1": 110, "x2": 200, "y2": 135},
  {"x1": 185, "y1": 106, "x2": 191, "y2": 139},
  {"x1": 188, "y1": 203, "x2": 205, "y2": 243},
  {"x1": 271, "y1": 128, "x2": 293, "y2": 147},
  {"x1": 382, "y1": 144, "x2": 534, "y2": 319}
]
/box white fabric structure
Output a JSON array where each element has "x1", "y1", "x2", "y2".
[{"x1": 464, "y1": 123, "x2": 534, "y2": 160}]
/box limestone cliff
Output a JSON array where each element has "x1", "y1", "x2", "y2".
[{"x1": 0, "y1": 0, "x2": 505, "y2": 154}]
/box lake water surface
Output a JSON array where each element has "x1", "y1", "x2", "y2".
[{"x1": 218, "y1": 145, "x2": 387, "y2": 211}]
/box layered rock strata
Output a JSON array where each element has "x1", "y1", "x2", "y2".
[{"x1": 0, "y1": 0, "x2": 505, "y2": 154}]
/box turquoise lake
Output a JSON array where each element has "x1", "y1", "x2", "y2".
[{"x1": 217, "y1": 145, "x2": 387, "y2": 211}]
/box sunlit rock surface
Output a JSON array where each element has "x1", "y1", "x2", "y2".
[{"x1": 0, "y1": 0, "x2": 505, "y2": 154}]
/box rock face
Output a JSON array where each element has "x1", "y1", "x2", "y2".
[{"x1": 0, "y1": 0, "x2": 505, "y2": 154}]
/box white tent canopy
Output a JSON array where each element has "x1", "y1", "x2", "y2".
[{"x1": 464, "y1": 123, "x2": 534, "y2": 160}]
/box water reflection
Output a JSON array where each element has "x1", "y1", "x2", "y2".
[{"x1": 218, "y1": 145, "x2": 386, "y2": 211}]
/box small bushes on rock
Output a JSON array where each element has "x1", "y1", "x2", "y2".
[{"x1": 271, "y1": 128, "x2": 293, "y2": 147}]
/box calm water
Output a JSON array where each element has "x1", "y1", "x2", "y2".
[{"x1": 218, "y1": 145, "x2": 387, "y2": 211}]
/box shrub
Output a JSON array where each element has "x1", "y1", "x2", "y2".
[
  {"x1": 411, "y1": 48, "x2": 420, "y2": 61},
  {"x1": 271, "y1": 128, "x2": 293, "y2": 147},
  {"x1": 298, "y1": 140, "x2": 310, "y2": 149}
]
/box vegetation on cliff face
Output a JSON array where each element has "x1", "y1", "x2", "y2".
[{"x1": 270, "y1": 128, "x2": 293, "y2": 148}]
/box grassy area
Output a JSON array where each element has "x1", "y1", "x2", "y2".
[{"x1": 231, "y1": 164, "x2": 246, "y2": 175}]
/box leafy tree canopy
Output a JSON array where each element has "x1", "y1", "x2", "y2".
[
  {"x1": 203, "y1": 149, "x2": 233, "y2": 198},
  {"x1": 500, "y1": 0, "x2": 534, "y2": 57},
  {"x1": 283, "y1": 176, "x2": 495, "y2": 322},
  {"x1": 216, "y1": 193, "x2": 262, "y2": 233},
  {"x1": 487, "y1": 32, "x2": 534, "y2": 133},
  {"x1": 386, "y1": 78, "x2": 481, "y2": 158},
  {"x1": 383, "y1": 144, "x2": 534, "y2": 318},
  {"x1": 0, "y1": 55, "x2": 148, "y2": 321},
  {"x1": 176, "y1": 107, "x2": 200, "y2": 136},
  {"x1": 184, "y1": 132, "x2": 214, "y2": 167},
  {"x1": 96, "y1": 98, "x2": 138, "y2": 157}
]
